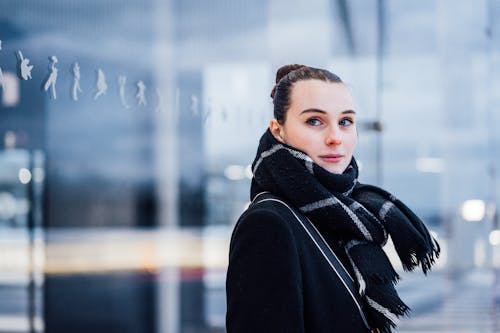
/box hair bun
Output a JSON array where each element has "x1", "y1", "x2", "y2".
[
  {"x1": 270, "y1": 64, "x2": 306, "y2": 99},
  {"x1": 275, "y1": 64, "x2": 305, "y2": 83}
]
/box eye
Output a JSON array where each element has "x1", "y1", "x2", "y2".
[
  {"x1": 306, "y1": 118, "x2": 323, "y2": 126},
  {"x1": 339, "y1": 117, "x2": 354, "y2": 127}
]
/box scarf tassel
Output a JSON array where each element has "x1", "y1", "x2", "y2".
[
  {"x1": 366, "y1": 285, "x2": 411, "y2": 333},
  {"x1": 348, "y1": 242, "x2": 400, "y2": 284},
  {"x1": 416, "y1": 246, "x2": 441, "y2": 274},
  {"x1": 395, "y1": 240, "x2": 441, "y2": 274}
]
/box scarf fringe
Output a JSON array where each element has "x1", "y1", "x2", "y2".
[
  {"x1": 397, "y1": 239, "x2": 441, "y2": 274},
  {"x1": 353, "y1": 185, "x2": 442, "y2": 276},
  {"x1": 366, "y1": 286, "x2": 411, "y2": 333}
]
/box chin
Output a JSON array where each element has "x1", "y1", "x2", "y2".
[
  {"x1": 328, "y1": 167, "x2": 344, "y2": 174},
  {"x1": 319, "y1": 163, "x2": 344, "y2": 175}
]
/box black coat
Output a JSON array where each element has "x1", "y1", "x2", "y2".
[{"x1": 226, "y1": 192, "x2": 371, "y2": 333}]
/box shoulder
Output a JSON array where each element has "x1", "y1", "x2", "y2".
[
  {"x1": 243, "y1": 197, "x2": 293, "y2": 221},
  {"x1": 229, "y1": 197, "x2": 298, "y2": 250},
  {"x1": 238, "y1": 197, "x2": 296, "y2": 232}
]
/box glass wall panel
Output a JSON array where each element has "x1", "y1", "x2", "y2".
[{"x1": 0, "y1": 0, "x2": 499, "y2": 332}]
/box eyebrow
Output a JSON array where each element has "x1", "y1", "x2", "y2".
[{"x1": 300, "y1": 108, "x2": 356, "y2": 115}]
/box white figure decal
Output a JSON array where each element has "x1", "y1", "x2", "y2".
[
  {"x1": 94, "y1": 68, "x2": 107, "y2": 100},
  {"x1": 43, "y1": 56, "x2": 58, "y2": 100},
  {"x1": 118, "y1": 75, "x2": 130, "y2": 109},
  {"x1": 72, "y1": 62, "x2": 82, "y2": 101},
  {"x1": 136, "y1": 80, "x2": 146, "y2": 106},
  {"x1": 17, "y1": 50, "x2": 34, "y2": 80},
  {"x1": 190, "y1": 94, "x2": 199, "y2": 116},
  {"x1": 154, "y1": 88, "x2": 164, "y2": 112},
  {"x1": 0, "y1": 40, "x2": 4, "y2": 89}
]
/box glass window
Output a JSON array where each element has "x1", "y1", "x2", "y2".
[{"x1": 1, "y1": 0, "x2": 499, "y2": 332}]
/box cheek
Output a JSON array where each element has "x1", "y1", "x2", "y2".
[
  {"x1": 287, "y1": 133, "x2": 308, "y2": 151},
  {"x1": 289, "y1": 131, "x2": 321, "y2": 155}
]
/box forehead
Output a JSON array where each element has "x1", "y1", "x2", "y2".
[{"x1": 289, "y1": 79, "x2": 354, "y2": 113}]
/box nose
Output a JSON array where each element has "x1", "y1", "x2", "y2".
[{"x1": 325, "y1": 126, "x2": 342, "y2": 146}]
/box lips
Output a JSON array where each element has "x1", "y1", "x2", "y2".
[{"x1": 319, "y1": 154, "x2": 344, "y2": 163}]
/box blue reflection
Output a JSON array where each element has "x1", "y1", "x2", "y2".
[{"x1": 0, "y1": 0, "x2": 500, "y2": 332}]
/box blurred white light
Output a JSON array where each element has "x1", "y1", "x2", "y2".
[
  {"x1": 224, "y1": 165, "x2": 245, "y2": 181},
  {"x1": 490, "y1": 230, "x2": 500, "y2": 246},
  {"x1": 461, "y1": 199, "x2": 485, "y2": 222},
  {"x1": 244, "y1": 164, "x2": 253, "y2": 179},
  {"x1": 0, "y1": 192, "x2": 17, "y2": 219},
  {"x1": 416, "y1": 157, "x2": 445, "y2": 173},
  {"x1": 4, "y1": 131, "x2": 16, "y2": 149},
  {"x1": 2, "y1": 72, "x2": 20, "y2": 107},
  {"x1": 18, "y1": 168, "x2": 32, "y2": 184}
]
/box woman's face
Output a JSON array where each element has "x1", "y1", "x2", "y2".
[{"x1": 270, "y1": 79, "x2": 357, "y2": 174}]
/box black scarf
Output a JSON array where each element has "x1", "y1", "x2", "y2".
[{"x1": 250, "y1": 128, "x2": 440, "y2": 333}]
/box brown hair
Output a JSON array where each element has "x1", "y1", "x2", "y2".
[{"x1": 271, "y1": 64, "x2": 343, "y2": 124}]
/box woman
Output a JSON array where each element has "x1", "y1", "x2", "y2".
[{"x1": 225, "y1": 64, "x2": 440, "y2": 333}]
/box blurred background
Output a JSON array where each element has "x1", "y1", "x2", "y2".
[{"x1": 0, "y1": 0, "x2": 499, "y2": 332}]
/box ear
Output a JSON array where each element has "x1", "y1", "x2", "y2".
[{"x1": 269, "y1": 119, "x2": 286, "y2": 143}]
